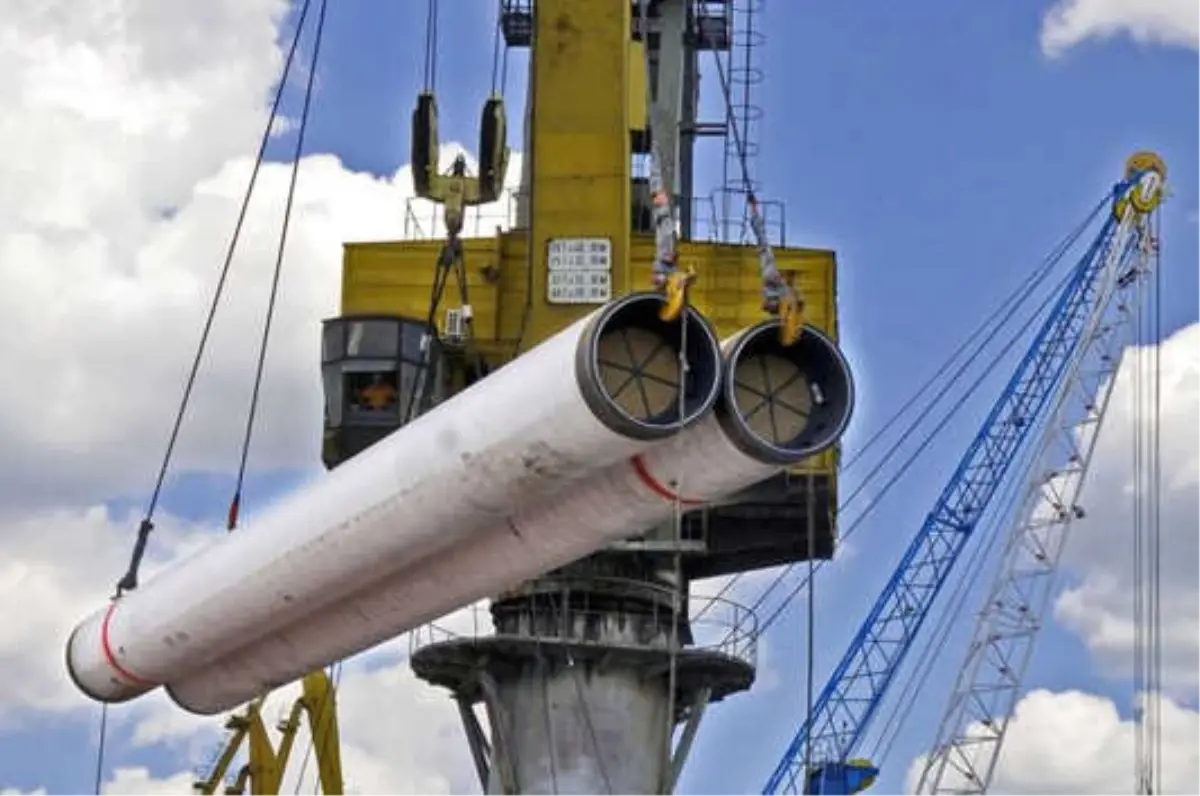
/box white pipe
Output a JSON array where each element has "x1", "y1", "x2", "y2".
[
  {"x1": 165, "y1": 320, "x2": 855, "y2": 715},
  {"x1": 66, "y1": 293, "x2": 723, "y2": 704}
]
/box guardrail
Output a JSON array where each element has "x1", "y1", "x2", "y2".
[
  {"x1": 400, "y1": 186, "x2": 787, "y2": 248},
  {"x1": 408, "y1": 587, "x2": 758, "y2": 670}
]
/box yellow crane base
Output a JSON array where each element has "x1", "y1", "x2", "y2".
[{"x1": 194, "y1": 671, "x2": 344, "y2": 795}]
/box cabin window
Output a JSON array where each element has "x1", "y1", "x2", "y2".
[
  {"x1": 347, "y1": 369, "x2": 401, "y2": 418},
  {"x1": 320, "y1": 315, "x2": 446, "y2": 437},
  {"x1": 345, "y1": 320, "x2": 400, "y2": 358}
]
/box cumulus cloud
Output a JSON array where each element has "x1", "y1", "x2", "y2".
[
  {"x1": 1054, "y1": 323, "x2": 1199, "y2": 694},
  {"x1": 1041, "y1": 0, "x2": 1200, "y2": 56},
  {"x1": 0, "y1": 0, "x2": 516, "y2": 792},
  {"x1": 904, "y1": 325, "x2": 1200, "y2": 793},
  {"x1": 907, "y1": 689, "x2": 1200, "y2": 794},
  {"x1": 0, "y1": 505, "x2": 210, "y2": 723},
  {"x1": 0, "y1": 1, "x2": 522, "y2": 514}
]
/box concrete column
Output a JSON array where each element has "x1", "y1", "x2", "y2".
[{"x1": 486, "y1": 660, "x2": 671, "y2": 794}]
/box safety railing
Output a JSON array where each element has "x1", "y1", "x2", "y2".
[
  {"x1": 402, "y1": 187, "x2": 522, "y2": 241},
  {"x1": 409, "y1": 585, "x2": 758, "y2": 670},
  {"x1": 401, "y1": 184, "x2": 786, "y2": 250}
]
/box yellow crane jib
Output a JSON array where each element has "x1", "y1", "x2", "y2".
[
  {"x1": 410, "y1": 91, "x2": 510, "y2": 236},
  {"x1": 194, "y1": 671, "x2": 344, "y2": 795}
]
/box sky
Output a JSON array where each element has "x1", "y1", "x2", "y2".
[{"x1": 0, "y1": 1, "x2": 1196, "y2": 794}]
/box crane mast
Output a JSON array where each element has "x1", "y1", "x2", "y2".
[
  {"x1": 916, "y1": 159, "x2": 1166, "y2": 794},
  {"x1": 761, "y1": 154, "x2": 1167, "y2": 796}
]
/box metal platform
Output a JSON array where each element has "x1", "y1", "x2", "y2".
[{"x1": 410, "y1": 590, "x2": 757, "y2": 714}]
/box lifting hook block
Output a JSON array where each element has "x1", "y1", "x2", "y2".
[{"x1": 658, "y1": 266, "x2": 697, "y2": 322}]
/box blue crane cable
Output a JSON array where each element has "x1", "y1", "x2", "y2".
[{"x1": 762, "y1": 201, "x2": 1126, "y2": 795}]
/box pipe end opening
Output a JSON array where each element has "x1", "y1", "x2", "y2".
[
  {"x1": 720, "y1": 321, "x2": 855, "y2": 464},
  {"x1": 580, "y1": 292, "x2": 721, "y2": 440}
]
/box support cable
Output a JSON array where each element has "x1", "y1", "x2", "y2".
[
  {"x1": 422, "y1": 0, "x2": 439, "y2": 92},
  {"x1": 1132, "y1": 222, "x2": 1147, "y2": 793},
  {"x1": 914, "y1": 195, "x2": 1152, "y2": 794},
  {"x1": 489, "y1": 1, "x2": 510, "y2": 97},
  {"x1": 802, "y1": 475, "x2": 817, "y2": 794},
  {"x1": 1151, "y1": 210, "x2": 1164, "y2": 792},
  {"x1": 113, "y1": 0, "x2": 313, "y2": 593},
  {"x1": 228, "y1": 0, "x2": 328, "y2": 531},
  {"x1": 869, "y1": 434, "x2": 1040, "y2": 767},
  {"x1": 662, "y1": 292, "x2": 690, "y2": 793},
  {"x1": 704, "y1": 38, "x2": 786, "y2": 311},
  {"x1": 92, "y1": 704, "x2": 109, "y2": 795},
  {"x1": 743, "y1": 243, "x2": 1093, "y2": 645},
  {"x1": 692, "y1": 196, "x2": 1108, "y2": 619},
  {"x1": 638, "y1": 0, "x2": 693, "y2": 317},
  {"x1": 1132, "y1": 207, "x2": 1164, "y2": 795}
]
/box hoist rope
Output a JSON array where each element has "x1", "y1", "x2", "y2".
[
  {"x1": 99, "y1": 3, "x2": 316, "y2": 789},
  {"x1": 868, "y1": 434, "x2": 1039, "y2": 767},
  {"x1": 92, "y1": 704, "x2": 109, "y2": 795},
  {"x1": 112, "y1": 0, "x2": 313, "y2": 595},
  {"x1": 745, "y1": 250, "x2": 1086, "y2": 644},
  {"x1": 422, "y1": 0, "x2": 439, "y2": 92},
  {"x1": 661, "y1": 289, "x2": 690, "y2": 792},
  {"x1": 704, "y1": 33, "x2": 784, "y2": 306},
  {"x1": 1133, "y1": 207, "x2": 1164, "y2": 794},
  {"x1": 1147, "y1": 205, "x2": 1156, "y2": 782},
  {"x1": 802, "y1": 475, "x2": 817, "y2": 793},
  {"x1": 1132, "y1": 220, "x2": 1146, "y2": 794},
  {"x1": 692, "y1": 195, "x2": 1109, "y2": 622},
  {"x1": 489, "y1": 1, "x2": 510, "y2": 97},
  {"x1": 717, "y1": 200, "x2": 1108, "y2": 650},
  {"x1": 229, "y1": 0, "x2": 328, "y2": 532}
]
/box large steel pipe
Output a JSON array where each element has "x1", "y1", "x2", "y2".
[
  {"x1": 165, "y1": 320, "x2": 854, "y2": 715},
  {"x1": 66, "y1": 292, "x2": 722, "y2": 705}
]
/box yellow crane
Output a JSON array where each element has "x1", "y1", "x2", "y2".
[
  {"x1": 195, "y1": 1, "x2": 841, "y2": 791},
  {"x1": 194, "y1": 673, "x2": 341, "y2": 795}
]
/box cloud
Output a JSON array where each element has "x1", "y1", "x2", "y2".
[
  {"x1": 101, "y1": 768, "x2": 197, "y2": 796},
  {"x1": 1053, "y1": 323, "x2": 1199, "y2": 694},
  {"x1": 0, "y1": 505, "x2": 210, "y2": 723},
  {"x1": 0, "y1": 0, "x2": 522, "y2": 514},
  {"x1": 0, "y1": 1, "x2": 517, "y2": 792},
  {"x1": 1040, "y1": 0, "x2": 1200, "y2": 56},
  {"x1": 907, "y1": 689, "x2": 1200, "y2": 794},
  {"x1": 904, "y1": 324, "x2": 1200, "y2": 793}
]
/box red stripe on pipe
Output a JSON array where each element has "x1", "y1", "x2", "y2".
[
  {"x1": 630, "y1": 454, "x2": 703, "y2": 507},
  {"x1": 100, "y1": 601, "x2": 154, "y2": 687}
]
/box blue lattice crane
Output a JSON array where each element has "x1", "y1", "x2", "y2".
[{"x1": 761, "y1": 152, "x2": 1168, "y2": 796}]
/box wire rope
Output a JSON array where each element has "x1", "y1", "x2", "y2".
[
  {"x1": 228, "y1": 0, "x2": 328, "y2": 531},
  {"x1": 692, "y1": 197, "x2": 1108, "y2": 621}
]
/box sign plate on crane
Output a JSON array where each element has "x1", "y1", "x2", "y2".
[{"x1": 546, "y1": 237, "x2": 612, "y2": 304}]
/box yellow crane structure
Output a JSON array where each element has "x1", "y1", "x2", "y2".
[
  {"x1": 196, "y1": 1, "x2": 842, "y2": 792},
  {"x1": 194, "y1": 673, "x2": 342, "y2": 795}
]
